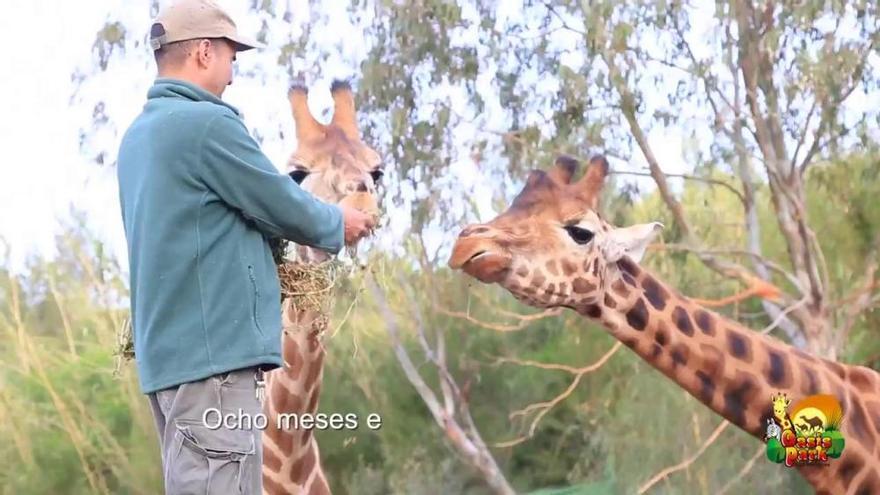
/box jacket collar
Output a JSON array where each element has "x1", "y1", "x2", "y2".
[{"x1": 148, "y1": 78, "x2": 240, "y2": 116}]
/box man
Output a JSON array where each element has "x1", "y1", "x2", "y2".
[{"x1": 116, "y1": 1, "x2": 374, "y2": 493}]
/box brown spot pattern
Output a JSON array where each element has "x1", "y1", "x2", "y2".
[
  {"x1": 263, "y1": 447, "x2": 283, "y2": 472},
  {"x1": 694, "y1": 309, "x2": 714, "y2": 336},
  {"x1": 672, "y1": 306, "x2": 694, "y2": 337},
  {"x1": 532, "y1": 272, "x2": 546, "y2": 288},
  {"x1": 670, "y1": 343, "x2": 690, "y2": 368},
  {"x1": 698, "y1": 344, "x2": 725, "y2": 380},
  {"x1": 856, "y1": 471, "x2": 880, "y2": 495},
  {"x1": 848, "y1": 399, "x2": 870, "y2": 441},
  {"x1": 723, "y1": 371, "x2": 757, "y2": 428},
  {"x1": 727, "y1": 329, "x2": 752, "y2": 362},
  {"x1": 837, "y1": 457, "x2": 860, "y2": 487},
  {"x1": 289, "y1": 445, "x2": 316, "y2": 483},
  {"x1": 612, "y1": 280, "x2": 629, "y2": 297},
  {"x1": 275, "y1": 410, "x2": 295, "y2": 454},
  {"x1": 625, "y1": 298, "x2": 650, "y2": 331},
  {"x1": 273, "y1": 385, "x2": 303, "y2": 419},
  {"x1": 802, "y1": 368, "x2": 819, "y2": 395},
  {"x1": 545, "y1": 259, "x2": 559, "y2": 276},
  {"x1": 617, "y1": 257, "x2": 641, "y2": 277},
  {"x1": 654, "y1": 325, "x2": 669, "y2": 347},
  {"x1": 604, "y1": 293, "x2": 617, "y2": 309},
  {"x1": 642, "y1": 275, "x2": 668, "y2": 310},
  {"x1": 581, "y1": 303, "x2": 602, "y2": 318},
  {"x1": 572, "y1": 277, "x2": 596, "y2": 293},
  {"x1": 561, "y1": 258, "x2": 578, "y2": 276},
  {"x1": 695, "y1": 370, "x2": 715, "y2": 402},
  {"x1": 766, "y1": 348, "x2": 790, "y2": 387}
]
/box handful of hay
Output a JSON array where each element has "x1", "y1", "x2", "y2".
[
  {"x1": 113, "y1": 318, "x2": 135, "y2": 376},
  {"x1": 277, "y1": 258, "x2": 346, "y2": 311},
  {"x1": 276, "y1": 250, "x2": 348, "y2": 338}
]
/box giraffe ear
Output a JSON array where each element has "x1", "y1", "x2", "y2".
[{"x1": 604, "y1": 222, "x2": 663, "y2": 263}]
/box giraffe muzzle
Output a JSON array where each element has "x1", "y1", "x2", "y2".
[{"x1": 448, "y1": 237, "x2": 511, "y2": 284}]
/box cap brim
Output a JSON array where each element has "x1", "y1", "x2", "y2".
[{"x1": 226, "y1": 34, "x2": 265, "y2": 51}]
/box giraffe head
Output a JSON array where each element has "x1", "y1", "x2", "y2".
[
  {"x1": 448, "y1": 155, "x2": 662, "y2": 312},
  {"x1": 286, "y1": 80, "x2": 382, "y2": 220},
  {"x1": 772, "y1": 392, "x2": 791, "y2": 419}
]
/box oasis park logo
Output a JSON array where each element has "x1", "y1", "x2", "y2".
[{"x1": 763, "y1": 393, "x2": 846, "y2": 467}]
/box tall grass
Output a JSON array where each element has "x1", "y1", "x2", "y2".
[{"x1": 0, "y1": 227, "x2": 161, "y2": 495}]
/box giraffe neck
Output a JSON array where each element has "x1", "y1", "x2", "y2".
[
  {"x1": 262, "y1": 245, "x2": 331, "y2": 495},
  {"x1": 576, "y1": 257, "x2": 880, "y2": 494}
]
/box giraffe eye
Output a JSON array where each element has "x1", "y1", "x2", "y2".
[
  {"x1": 564, "y1": 225, "x2": 594, "y2": 245},
  {"x1": 370, "y1": 168, "x2": 384, "y2": 183},
  {"x1": 289, "y1": 169, "x2": 309, "y2": 184}
]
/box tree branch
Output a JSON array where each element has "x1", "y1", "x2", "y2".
[
  {"x1": 608, "y1": 170, "x2": 746, "y2": 205},
  {"x1": 492, "y1": 342, "x2": 622, "y2": 448},
  {"x1": 433, "y1": 303, "x2": 562, "y2": 332},
  {"x1": 637, "y1": 420, "x2": 730, "y2": 494},
  {"x1": 368, "y1": 271, "x2": 515, "y2": 495},
  {"x1": 717, "y1": 446, "x2": 765, "y2": 495}
]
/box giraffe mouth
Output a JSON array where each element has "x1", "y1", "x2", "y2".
[
  {"x1": 461, "y1": 251, "x2": 511, "y2": 284},
  {"x1": 467, "y1": 251, "x2": 489, "y2": 262},
  {"x1": 448, "y1": 239, "x2": 511, "y2": 284}
]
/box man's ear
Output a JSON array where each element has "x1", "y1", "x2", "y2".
[{"x1": 604, "y1": 222, "x2": 663, "y2": 263}]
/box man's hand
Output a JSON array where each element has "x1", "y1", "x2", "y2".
[{"x1": 340, "y1": 204, "x2": 376, "y2": 245}]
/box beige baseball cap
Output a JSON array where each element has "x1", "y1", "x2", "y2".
[{"x1": 149, "y1": 0, "x2": 265, "y2": 52}]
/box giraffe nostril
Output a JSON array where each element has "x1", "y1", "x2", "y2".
[
  {"x1": 356, "y1": 182, "x2": 368, "y2": 193},
  {"x1": 462, "y1": 226, "x2": 490, "y2": 237}
]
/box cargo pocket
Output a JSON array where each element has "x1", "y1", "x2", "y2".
[{"x1": 167, "y1": 419, "x2": 256, "y2": 495}]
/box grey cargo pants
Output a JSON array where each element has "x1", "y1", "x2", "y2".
[{"x1": 147, "y1": 367, "x2": 264, "y2": 494}]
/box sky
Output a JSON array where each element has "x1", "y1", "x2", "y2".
[{"x1": 0, "y1": 0, "x2": 730, "y2": 276}]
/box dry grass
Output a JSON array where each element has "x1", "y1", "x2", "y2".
[{"x1": 277, "y1": 259, "x2": 346, "y2": 311}]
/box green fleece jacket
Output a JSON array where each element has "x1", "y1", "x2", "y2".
[{"x1": 117, "y1": 78, "x2": 343, "y2": 394}]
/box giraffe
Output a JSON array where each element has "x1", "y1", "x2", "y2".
[
  {"x1": 772, "y1": 392, "x2": 795, "y2": 432},
  {"x1": 448, "y1": 154, "x2": 880, "y2": 494},
  {"x1": 261, "y1": 80, "x2": 383, "y2": 495}
]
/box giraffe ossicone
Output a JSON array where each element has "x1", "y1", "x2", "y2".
[{"x1": 449, "y1": 154, "x2": 880, "y2": 494}]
